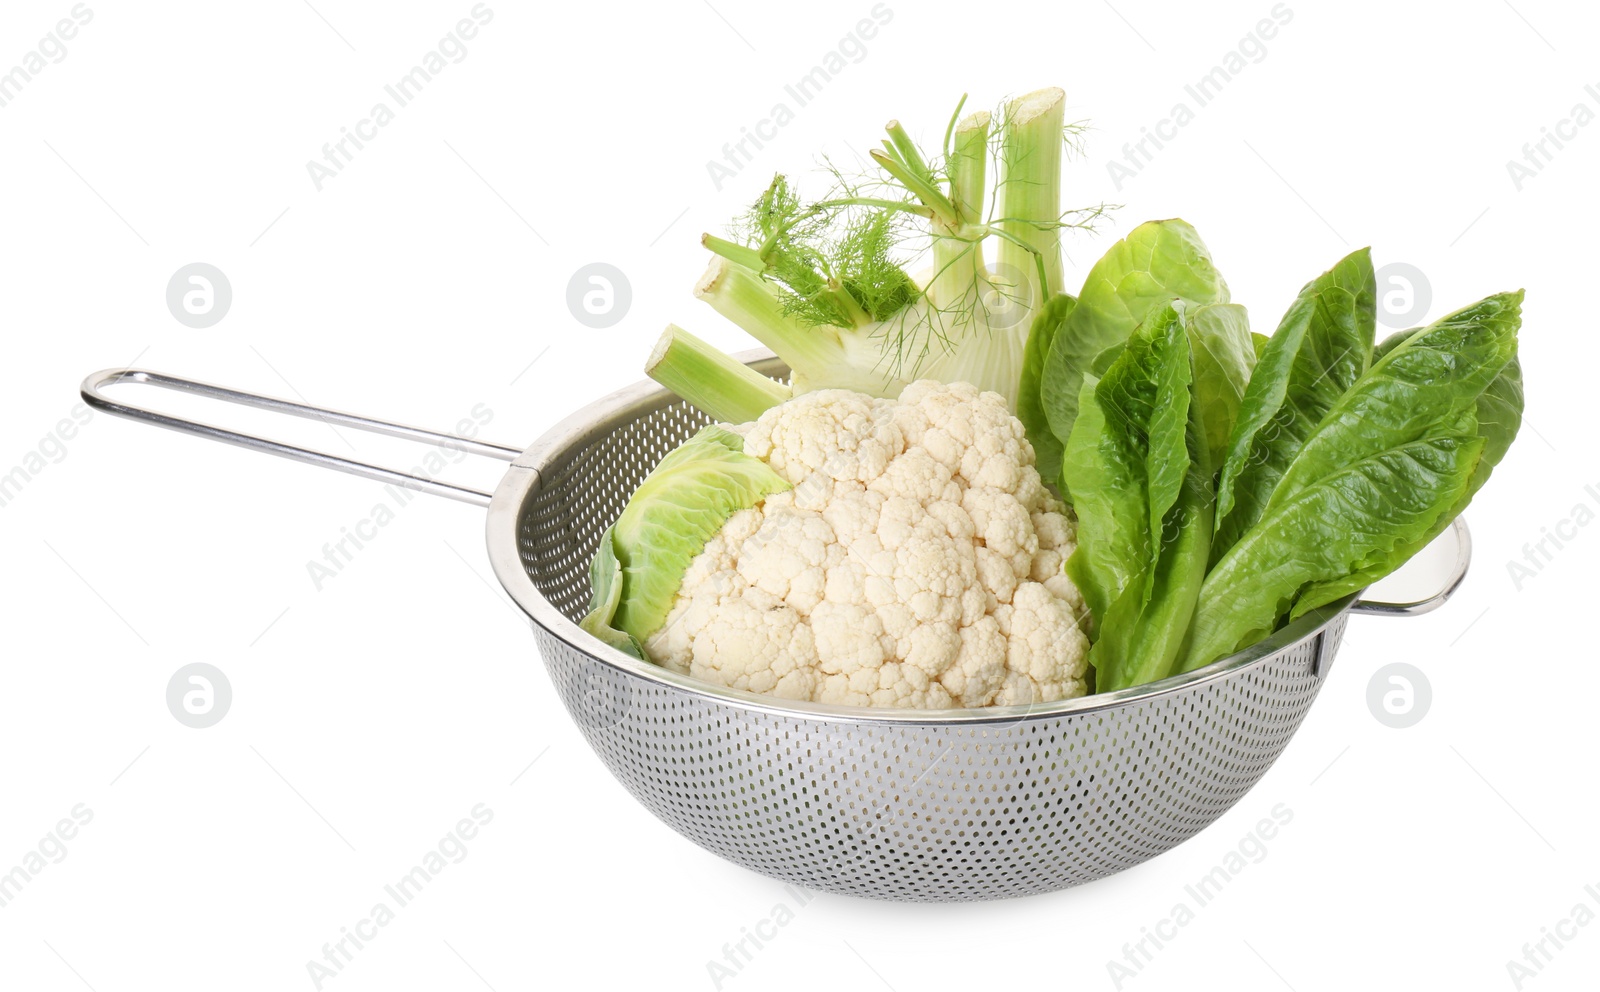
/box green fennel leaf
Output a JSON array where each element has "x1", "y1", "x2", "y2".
[{"x1": 731, "y1": 175, "x2": 919, "y2": 330}]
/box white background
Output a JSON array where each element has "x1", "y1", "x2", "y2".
[{"x1": 2, "y1": 0, "x2": 1596, "y2": 989}]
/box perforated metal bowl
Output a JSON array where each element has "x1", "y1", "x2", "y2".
[{"x1": 83, "y1": 355, "x2": 1470, "y2": 902}]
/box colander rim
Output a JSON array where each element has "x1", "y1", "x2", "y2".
[{"x1": 485, "y1": 351, "x2": 1355, "y2": 727}]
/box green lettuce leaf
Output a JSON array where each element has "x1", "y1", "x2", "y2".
[
  {"x1": 1092, "y1": 467, "x2": 1213, "y2": 691},
  {"x1": 606, "y1": 424, "x2": 790, "y2": 643},
  {"x1": 1212, "y1": 248, "x2": 1376, "y2": 560},
  {"x1": 1059, "y1": 373, "x2": 1120, "y2": 624},
  {"x1": 1042, "y1": 219, "x2": 1230, "y2": 496},
  {"x1": 1371, "y1": 326, "x2": 1415, "y2": 363},
  {"x1": 1184, "y1": 412, "x2": 1485, "y2": 667},
  {"x1": 1290, "y1": 350, "x2": 1523, "y2": 615},
  {"x1": 1063, "y1": 304, "x2": 1186, "y2": 627},
  {"x1": 1265, "y1": 291, "x2": 1521, "y2": 514},
  {"x1": 1064, "y1": 302, "x2": 1218, "y2": 691},
  {"x1": 1016, "y1": 293, "x2": 1076, "y2": 483},
  {"x1": 1185, "y1": 303, "x2": 1257, "y2": 471},
  {"x1": 1468, "y1": 353, "x2": 1526, "y2": 493},
  {"x1": 1180, "y1": 290, "x2": 1522, "y2": 669}
]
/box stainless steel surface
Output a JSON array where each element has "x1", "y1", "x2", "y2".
[
  {"x1": 81, "y1": 368, "x2": 522, "y2": 507},
  {"x1": 85, "y1": 354, "x2": 1473, "y2": 901},
  {"x1": 485, "y1": 354, "x2": 1464, "y2": 901}
]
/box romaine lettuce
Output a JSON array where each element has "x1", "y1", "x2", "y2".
[
  {"x1": 1037, "y1": 219, "x2": 1231, "y2": 496},
  {"x1": 1180, "y1": 291, "x2": 1522, "y2": 669},
  {"x1": 1212, "y1": 248, "x2": 1377, "y2": 560},
  {"x1": 1064, "y1": 302, "x2": 1236, "y2": 691}
]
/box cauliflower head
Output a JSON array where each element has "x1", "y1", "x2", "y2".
[{"x1": 638, "y1": 381, "x2": 1090, "y2": 709}]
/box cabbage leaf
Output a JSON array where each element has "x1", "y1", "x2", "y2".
[{"x1": 584, "y1": 425, "x2": 791, "y2": 647}]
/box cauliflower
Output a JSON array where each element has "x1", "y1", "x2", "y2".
[{"x1": 635, "y1": 381, "x2": 1090, "y2": 709}]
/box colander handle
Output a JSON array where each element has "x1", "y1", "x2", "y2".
[
  {"x1": 80, "y1": 368, "x2": 523, "y2": 508},
  {"x1": 1349, "y1": 516, "x2": 1472, "y2": 617}
]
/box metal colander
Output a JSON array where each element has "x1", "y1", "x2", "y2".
[{"x1": 83, "y1": 355, "x2": 1470, "y2": 902}]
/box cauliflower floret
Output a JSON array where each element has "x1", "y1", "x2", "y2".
[
  {"x1": 645, "y1": 383, "x2": 1091, "y2": 709},
  {"x1": 744, "y1": 390, "x2": 902, "y2": 485},
  {"x1": 684, "y1": 593, "x2": 819, "y2": 701}
]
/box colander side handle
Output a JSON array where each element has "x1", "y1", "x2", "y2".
[
  {"x1": 1349, "y1": 517, "x2": 1472, "y2": 618},
  {"x1": 80, "y1": 368, "x2": 523, "y2": 507}
]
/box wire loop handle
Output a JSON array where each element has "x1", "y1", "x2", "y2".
[
  {"x1": 80, "y1": 367, "x2": 1471, "y2": 604},
  {"x1": 1349, "y1": 516, "x2": 1472, "y2": 617},
  {"x1": 80, "y1": 368, "x2": 521, "y2": 507}
]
